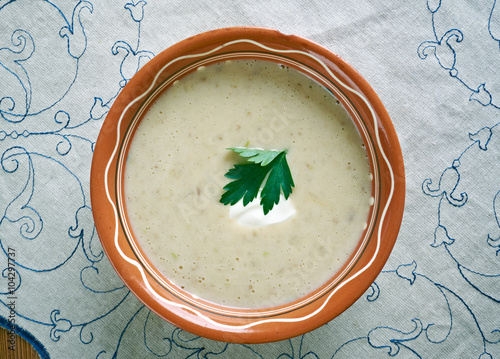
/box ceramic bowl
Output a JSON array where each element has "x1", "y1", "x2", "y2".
[{"x1": 90, "y1": 27, "x2": 405, "y2": 344}]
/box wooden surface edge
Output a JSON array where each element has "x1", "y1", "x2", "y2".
[{"x1": 0, "y1": 325, "x2": 41, "y2": 359}]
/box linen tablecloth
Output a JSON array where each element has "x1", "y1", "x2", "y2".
[{"x1": 1, "y1": 1, "x2": 499, "y2": 358}]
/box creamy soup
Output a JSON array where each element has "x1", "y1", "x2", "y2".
[{"x1": 124, "y1": 59, "x2": 372, "y2": 308}]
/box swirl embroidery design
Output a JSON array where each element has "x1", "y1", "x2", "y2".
[
  {"x1": 0, "y1": 1, "x2": 165, "y2": 358},
  {"x1": 417, "y1": 1, "x2": 500, "y2": 358}
]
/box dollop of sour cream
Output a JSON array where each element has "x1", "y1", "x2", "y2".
[{"x1": 229, "y1": 195, "x2": 296, "y2": 227}]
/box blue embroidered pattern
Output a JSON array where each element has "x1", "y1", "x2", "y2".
[
  {"x1": 1, "y1": 0, "x2": 499, "y2": 358},
  {"x1": 416, "y1": 1, "x2": 500, "y2": 358}
]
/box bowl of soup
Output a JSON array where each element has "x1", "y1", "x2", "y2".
[{"x1": 90, "y1": 27, "x2": 405, "y2": 344}]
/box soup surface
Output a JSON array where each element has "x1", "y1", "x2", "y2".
[{"x1": 124, "y1": 59, "x2": 372, "y2": 308}]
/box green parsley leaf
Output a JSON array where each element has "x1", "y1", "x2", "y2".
[
  {"x1": 226, "y1": 147, "x2": 282, "y2": 166},
  {"x1": 220, "y1": 148, "x2": 295, "y2": 215}
]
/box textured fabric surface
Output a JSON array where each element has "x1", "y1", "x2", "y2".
[{"x1": 0, "y1": 1, "x2": 499, "y2": 358}]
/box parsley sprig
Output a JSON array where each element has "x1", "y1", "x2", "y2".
[{"x1": 220, "y1": 147, "x2": 295, "y2": 215}]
